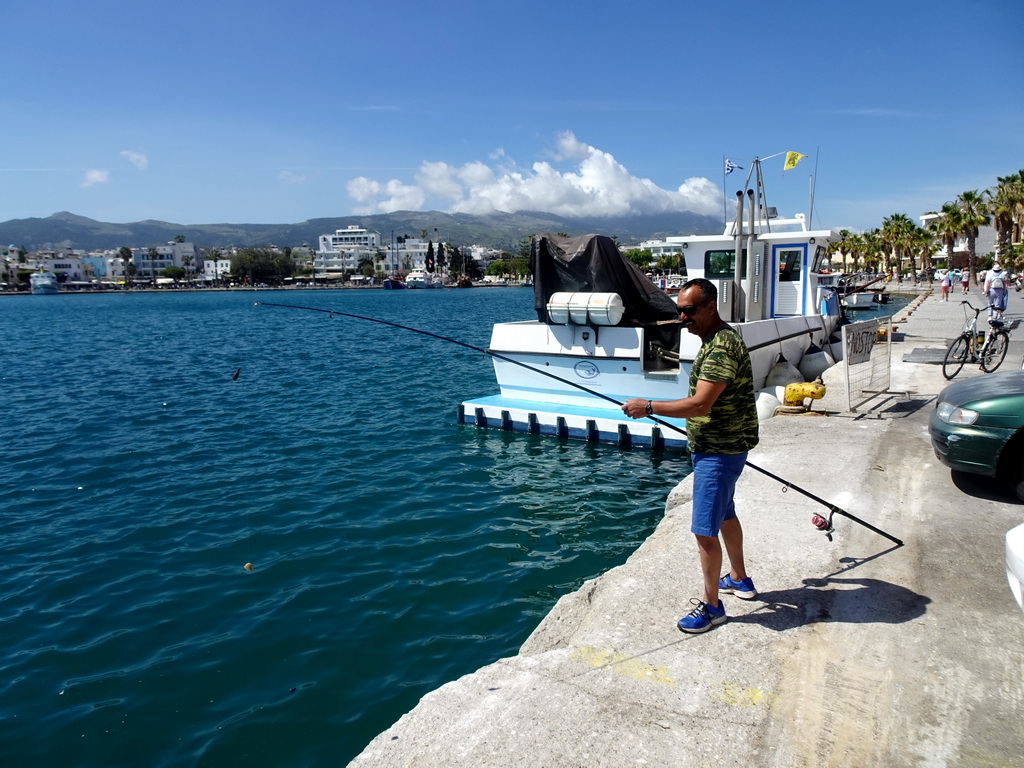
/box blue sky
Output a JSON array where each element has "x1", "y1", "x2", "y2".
[{"x1": 3, "y1": 0, "x2": 1022, "y2": 233}]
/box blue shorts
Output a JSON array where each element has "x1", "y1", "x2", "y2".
[{"x1": 690, "y1": 452, "x2": 748, "y2": 537}]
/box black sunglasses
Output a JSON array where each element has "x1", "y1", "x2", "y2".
[{"x1": 677, "y1": 300, "x2": 709, "y2": 317}]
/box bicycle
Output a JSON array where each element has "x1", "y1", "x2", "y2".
[{"x1": 941, "y1": 301, "x2": 1011, "y2": 379}]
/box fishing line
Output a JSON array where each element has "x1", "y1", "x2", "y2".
[{"x1": 255, "y1": 300, "x2": 903, "y2": 547}]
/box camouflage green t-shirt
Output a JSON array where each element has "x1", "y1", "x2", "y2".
[{"x1": 686, "y1": 325, "x2": 759, "y2": 455}]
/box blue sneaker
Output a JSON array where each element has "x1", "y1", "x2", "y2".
[
  {"x1": 719, "y1": 574, "x2": 757, "y2": 600},
  {"x1": 677, "y1": 599, "x2": 726, "y2": 633}
]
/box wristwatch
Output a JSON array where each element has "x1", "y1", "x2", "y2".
[{"x1": 645, "y1": 400, "x2": 654, "y2": 416}]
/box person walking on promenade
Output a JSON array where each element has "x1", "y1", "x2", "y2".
[
  {"x1": 622, "y1": 278, "x2": 759, "y2": 633},
  {"x1": 940, "y1": 271, "x2": 951, "y2": 301},
  {"x1": 985, "y1": 263, "x2": 1009, "y2": 320},
  {"x1": 961, "y1": 270, "x2": 970, "y2": 294}
]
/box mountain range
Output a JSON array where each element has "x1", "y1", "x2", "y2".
[{"x1": 0, "y1": 210, "x2": 724, "y2": 253}]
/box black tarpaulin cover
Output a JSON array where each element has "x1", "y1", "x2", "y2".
[{"x1": 529, "y1": 233, "x2": 680, "y2": 325}]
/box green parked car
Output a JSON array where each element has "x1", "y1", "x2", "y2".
[{"x1": 929, "y1": 370, "x2": 1024, "y2": 501}]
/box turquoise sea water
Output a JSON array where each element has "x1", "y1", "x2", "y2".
[{"x1": 0, "y1": 288, "x2": 691, "y2": 766}]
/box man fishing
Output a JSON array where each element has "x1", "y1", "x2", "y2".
[{"x1": 622, "y1": 278, "x2": 759, "y2": 633}]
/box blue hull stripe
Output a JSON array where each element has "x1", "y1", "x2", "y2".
[{"x1": 459, "y1": 395, "x2": 688, "y2": 450}]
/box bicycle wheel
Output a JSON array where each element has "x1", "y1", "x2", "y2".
[
  {"x1": 981, "y1": 330, "x2": 1010, "y2": 372},
  {"x1": 942, "y1": 335, "x2": 969, "y2": 379}
]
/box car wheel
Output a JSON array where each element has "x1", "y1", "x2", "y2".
[{"x1": 1002, "y1": 440, "x2": 1024, "y2": 502}]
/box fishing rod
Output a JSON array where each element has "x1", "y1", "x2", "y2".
[{"x1": 256, "y1": 300, "x2": 903, "y2": 547}]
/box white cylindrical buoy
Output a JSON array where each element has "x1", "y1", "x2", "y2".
[{"x1": 585, "y1": 293, "x2": 624, "y2": 326}]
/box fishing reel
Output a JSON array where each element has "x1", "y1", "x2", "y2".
[{"x1": 811, "y1": 511, "x2": 835, "y2": 541}]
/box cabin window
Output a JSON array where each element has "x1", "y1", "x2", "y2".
[
  {"x1": 811, "y1": 245, "x2": 829, "y2": 273},
  {"x1": 777, "y1": 248, "x2": 802, "y2": 282},
  {"x1": 705, "y1": 249, "x2": 743, "y2": 279}
]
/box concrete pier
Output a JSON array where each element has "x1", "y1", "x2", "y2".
[{"x1": 350, "y1": 286, "x2": 1024, "y2": 768}]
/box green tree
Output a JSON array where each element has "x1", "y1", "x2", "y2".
[
  {"x1": 955, "y1": 190, "x2": 990, "y2": 285},
  {"x1": 205, "y1": 248, "x2": 223, "y2": 287},
  {"x1": 622, "y1": 248, "x2": 653, "y2": 270},
  {"x1": 910, "y1": 225, "x2": 936, "y2": 283},
  {"x1": 449, "y1": 245, "x2": 465, "y2": 276},
  {"x1": 986, "y1": 170, "x2": 1024, "y2": 268},
  {"x1": 146, "y1": 247, "x2": 160, "y2": 286},
  {"x1": 118, "y1": 246, "x2": 134, "y2": 288},
  {"x1": 881, "y1": 213, "x2": 916, "y2": 282},
  {"x1": 826, "y1": 230, "x2": 851, "y2": 272},
  {"x1": 927, "y1": 202, "x2": 961, "y2": 273},
  {"x1": 517, "y1": 236, "x2": 533, "y2": 260},
  {"x1": 162, "y1": 266, "x2": 186, "y2": 281},
  {"x1": 862, "y1": 229, "x2": 883, "y2": 274},
  {"x1": 485, "y1": 257, "x2": 528, "y2": 280},
  {"x1": 436, "y1": 242, "x2": 447, "y2": 275},
  {"x1": 174, "y1": 234, "x2": 186, "y2": 243},
  {"x1": 231, "y1": 248, "x2": 295, "y2": 285}
]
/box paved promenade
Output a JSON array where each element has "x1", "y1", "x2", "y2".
[{"x1": 350, "y1": 285, "x2": 1024, "y2": 768}]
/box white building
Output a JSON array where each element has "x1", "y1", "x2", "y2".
[
  {"x1": 316, "y1": 226, "x2": 385, "y2": 274},
  {"x1": 132, "y1": 241, "x2": 202, "y2": 283},
  {"x1": 203, "y1": 257, "x2": 231, "y2": 281},
  {"x1": 315, "y1": 226, "x2": 457, "y2": 276},
  {"x1": 26, "y1": 252, "x2": 87, "y2": 281}
]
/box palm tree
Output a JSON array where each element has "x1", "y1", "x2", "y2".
[
  {"x1": 181, "y1": 254, "x2": 193, "y2": 284},
  {"x1": 146, "y1": 247, "x2": 160, "y2": 287},
  {"x1": 928, "y1": 202, "x2": 961, "y2": 273},
  {"x1": 910, "y1": 225, "x2": 936, "y2": 283},
  {"x1": 826, "y1": 229, "x2": 851, "y2": 271},
  {"x1": 955, "y1": 190, "x2": 990, "y2": 285},
  {"x1": 862, "y1": 229, "x2": 884, "y2": 275},
  {"x1": 986, "y1": 170, "x2": 1024, "y2": 266},
  {"x1": 205, "y1": 247, "x2": 222, "y2": 287},
  {"x1": 118, "y1": 246, "x2": 133, "y2": 288},
  {"x1": 882, "y1": 213, "x2": 916, "y2": 282}
]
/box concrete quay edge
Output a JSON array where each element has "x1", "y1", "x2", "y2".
[{"x1": 349, "y1": 285, "x2": 1024, "y2": 768}]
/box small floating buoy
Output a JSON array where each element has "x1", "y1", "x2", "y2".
[{"x1": 243, "y1": 562, "x2": 253, "y2": 571}]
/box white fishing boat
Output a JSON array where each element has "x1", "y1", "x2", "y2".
[
  {"x1": 406, "y1": 270, "x2": 429, "y2": 288},
  {"x1": 842, "y1": 291, "x2": 876, "y2": 309},
  {"x1": 30, "y1": 270, "x2": 59, "y2": 295},
  {"x1": 459, "y1": 157, "x2": 844, "y2": 449}
]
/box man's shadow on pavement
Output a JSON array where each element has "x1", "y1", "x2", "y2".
[{"x1": 729, "y1": 575, "x2": 931, "y2": 631}]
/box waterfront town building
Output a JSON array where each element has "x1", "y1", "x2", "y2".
[{"x1": 315, "y1": 226, "x2": 453, "y2": 277}]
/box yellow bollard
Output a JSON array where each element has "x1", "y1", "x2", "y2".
[{"x1": 783, "y1": 382, "x2": 826, "y2": 407}]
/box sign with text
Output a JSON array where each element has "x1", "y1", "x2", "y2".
[{"x1": 844, "y1": 318, "x2": 880, "y2": 366}]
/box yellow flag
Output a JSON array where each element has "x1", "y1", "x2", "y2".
[{"x1": 783, "y1": 151, "x2": 807, "y2": 171}]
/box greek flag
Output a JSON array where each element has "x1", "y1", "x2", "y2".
[{"x1": 724, "y1": 158, "x2": 742, "y2": 175}]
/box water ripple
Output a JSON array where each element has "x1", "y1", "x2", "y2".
[{"x1": 0, "y1": 289, "x2": 689, "y2": 766}]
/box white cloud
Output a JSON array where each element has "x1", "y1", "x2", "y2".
[
  {"x1": 347, "y1": 176, "x2": 426, "y2": 214},
  {"x1": 120, "y1": 150, "x2": 148, "y2": 170},
  {"x1": 81, "y1": 169, "x2": 110, "y2": 187},
  {"x1": 278, "y1": 170, "x2": 308, "y2": 185},
  {"x1": 345, "y1": 132, "x2": 721, "y2": 218}
]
